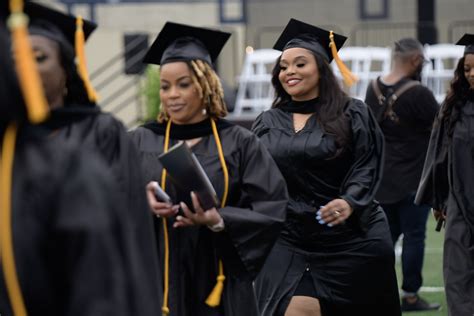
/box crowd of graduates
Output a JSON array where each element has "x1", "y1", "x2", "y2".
[{"x1": 0, "y1": 1, "x2": 473, "y2": 316}]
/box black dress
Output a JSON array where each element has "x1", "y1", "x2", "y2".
[
  {"x1": 41, "y1": 105, "x2": 161, "y2": 316},
  {"x1": 252, "y1": 98, "x2": 401, "y2": 316},
  {"x1": 129, "y1": 118, "x2": 288, "y2": 316},
  {"x1": 0, "y1": 125, "x2": 127, "y2": 316},
  {"x1": 416, "y1": 92, "x2": 474, "y2": 315}
]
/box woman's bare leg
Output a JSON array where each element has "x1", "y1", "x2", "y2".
[{"x1": 284, "y1": 296, "x2": 321, "y2": 316}]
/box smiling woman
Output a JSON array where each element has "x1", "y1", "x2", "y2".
[
  {"x1": 252, "y1": 18, "x2": 401, "y2": 316},
  {"x1": 129, "y1": 21, "x2": 288, "y2": 316}
]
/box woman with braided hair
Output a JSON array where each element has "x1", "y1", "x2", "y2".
[
  {"x1": 416, "y1": 33, "x2": 474, "y2": 315},
  {"x1": 129, "y1": 22, "x2": 288, "y2": 316}
]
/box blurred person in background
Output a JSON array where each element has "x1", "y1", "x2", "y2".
[
  {"x1": 416, "y1": 33, "x2": 474, "y2": 316},
  {"x1": 364, "y1": 38, "x2": 440, "y2": 312}
]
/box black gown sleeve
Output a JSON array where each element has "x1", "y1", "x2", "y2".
[
  {"x1": 339, "y1": 99, "x2": 385, "y2": 225},
  {"x1": 52, "y1": 150, "x2": 128, "y2": 316},
  {"x1": 79, "y1": 115, "x2": 162, "y2": 315},
  {"x1": 415, "y1": 109, "x2": 449, "y2": 211},
  {"x1": 218, "y1": 131, "x2": 288, "y2": 279}
]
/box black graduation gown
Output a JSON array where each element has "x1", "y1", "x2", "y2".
[
  {"x1": 0, "y1": 125, "x2": 127, "y2": 316},
  {"x1": 129, "y1": 118, "x2": 288, "y2": 316},
  {"x1": 252, "y1": 98, "x2": 401, "y2": 316},
  {"x1": 416, "y1": 96, "x2": 474, "y2": 315},
  {"x1": 41, "y1": 106, "x2": 161, "y2": 316}
]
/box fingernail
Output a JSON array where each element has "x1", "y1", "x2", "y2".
[
  {"x1": 176, "y1": 215, "x2": 182, "y2": 220},
  {"x1": 316, "y1": 210, "x2": 321, "y2": 216},
  {"x1": 180, "y1": 202, "x2": 186, "y2": 208},
  {"x1": 327, "y1": 223, "x2": 333, "y2": 227},
  {"x1": 316, "y1": 215, "x2": 321, "y2": 220},
  {"x1": 318, "y1": 219, "x2": 326, "y2": 225}
]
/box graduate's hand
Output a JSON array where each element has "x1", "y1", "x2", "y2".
[
  {"x1": 317, "y1": 198, "x2": 353, "y2": 227},
  {"x1": 173, "y1": 192, "x2": 222, "y2": 228},
  {"x1": 146, "y1": 181, "x2": 179, "y2": 218},
  {"x1": 432, "y1": 209, "x2": 446, "y2": 221}
]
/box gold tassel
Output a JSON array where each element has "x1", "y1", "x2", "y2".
[
  {"x1": 75, "y1": 16, "x2": 98, "y2": 103},
  {"x1": 7, "y1": 0, "x2": 49, "y2": 124},
  {"x1": 329, "y1": 31, "x2": 358, "y2": 87},
  {"x1": 205, "y1": 119, "x2": 229, "y2": 308},
  {"x1": 0, "y1": 123, "x2": 28, "y2": 316},
  {"x1": 205, "y1": 261, "x2": 225, "y2": 307}
]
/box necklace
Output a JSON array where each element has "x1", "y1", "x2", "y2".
[
  {"x1": 293, "y1": 113, "x2": 312, "y2": 133},
  {"x1": 293, "y1": 122, "x2": 306, "y2": 133}
]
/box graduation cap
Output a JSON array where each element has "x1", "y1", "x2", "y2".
[
  {"x1": 273, "y1": 18, "x2": 346, "y2": 62},
  {"x1": 25, "y1": 1, "x2": 96, "y2": 48},
  {"x1": 273, "y1": 18, "x2": 357, "y2": 86},
  {"x1": 456, "y1": 33, "x2": 474, "y2": 55},
  {"x1": 143, "y1": 21, "x2": 231, "y2": 66},
  {"x1": 24, "y1": 1, "x2": 98, "y2": 102}
]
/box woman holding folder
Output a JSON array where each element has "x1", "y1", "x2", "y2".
[{"x1": 129, "y1": 22, "x2": 288, "y2": 316}]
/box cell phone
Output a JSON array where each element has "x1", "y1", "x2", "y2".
[
  {"x1": 435, "y1": 217, "x2": 445, "y2": 232},
  {"x1": 154, "y1": 183, "x2": 172, "y2": 204}
]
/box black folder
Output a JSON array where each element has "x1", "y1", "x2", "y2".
[{"x1": 158, "y1": 142, "x2": 220, "y2": 211}]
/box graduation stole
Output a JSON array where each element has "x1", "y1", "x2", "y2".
[{"x1": 160, "y1": 118, "x2": 229, "y2": 315}]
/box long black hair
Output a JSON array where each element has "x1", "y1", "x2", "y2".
[
  {"x1": 271, "y1": 50, "x2": 350, "y2": 153},
  {"x1": 437, "y1": 56, "x2": 471, "y2": 137}
]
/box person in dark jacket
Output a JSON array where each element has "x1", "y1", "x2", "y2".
[
  {"x1": 252, "y1": 18, "x2": 401, "y2": 316},
  {"x1": 364, "y1": 38, "x2": 440, "y2": 312}
]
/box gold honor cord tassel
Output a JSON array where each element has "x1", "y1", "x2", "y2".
[
  {"x1": 329, "y1": 31, "x2": 358, "y2": 87},
  {"x1": 8, "y1": 0, "x2": 49, "y2": 124},
  {"x1": 0, "y1": 123, "x2": 28, "y2": 316},
  {"x1": 205, "y1": 119, "x2": 228, "y2": 307},
  {"x1": 75, "y1": 16, "x2": 98, "y2": 103}
]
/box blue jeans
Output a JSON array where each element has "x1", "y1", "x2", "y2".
[{"x1": 381, "y1": 193, "x2": 430, "y2": 294}]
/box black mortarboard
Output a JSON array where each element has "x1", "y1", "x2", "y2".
[
  {"x1": 143, "y1": 21, "x2": 231, "y2": 66},
  {"x1": 25, "y1": 1, "x2": 97, "y2": 48},
  {"x1": 273, "y1": 18, "x2": 347, "y2": 62},
  {"x1": 456, "y1": 33, "x2": 474, "y2": 55}
]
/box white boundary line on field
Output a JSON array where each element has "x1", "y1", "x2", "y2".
[{"x1": 419, "y1": 286, "x2": 445, "y2": 293}]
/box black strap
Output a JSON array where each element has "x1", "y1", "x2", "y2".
[{"x1": 371, "y1": 78, "x2": 420, "y2": 123}]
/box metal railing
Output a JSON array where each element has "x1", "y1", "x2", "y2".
[{"x1": 90, "y1": 34, "x2": 148, "y2": 127}]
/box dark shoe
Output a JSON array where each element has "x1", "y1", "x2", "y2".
[{"x1": 401, "y1": 295, "x2": 441, "y2": 312}]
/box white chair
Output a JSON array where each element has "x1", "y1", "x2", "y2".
[
  {"x1": 232, "y1": 49, "x2": 281, "y2": 116},
  {"x1": 422, "y1": 44, "x2": 464, "y2": 103},
  {"x1": 333, "y1": 46, "x2": 391, "y2": 100}
]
